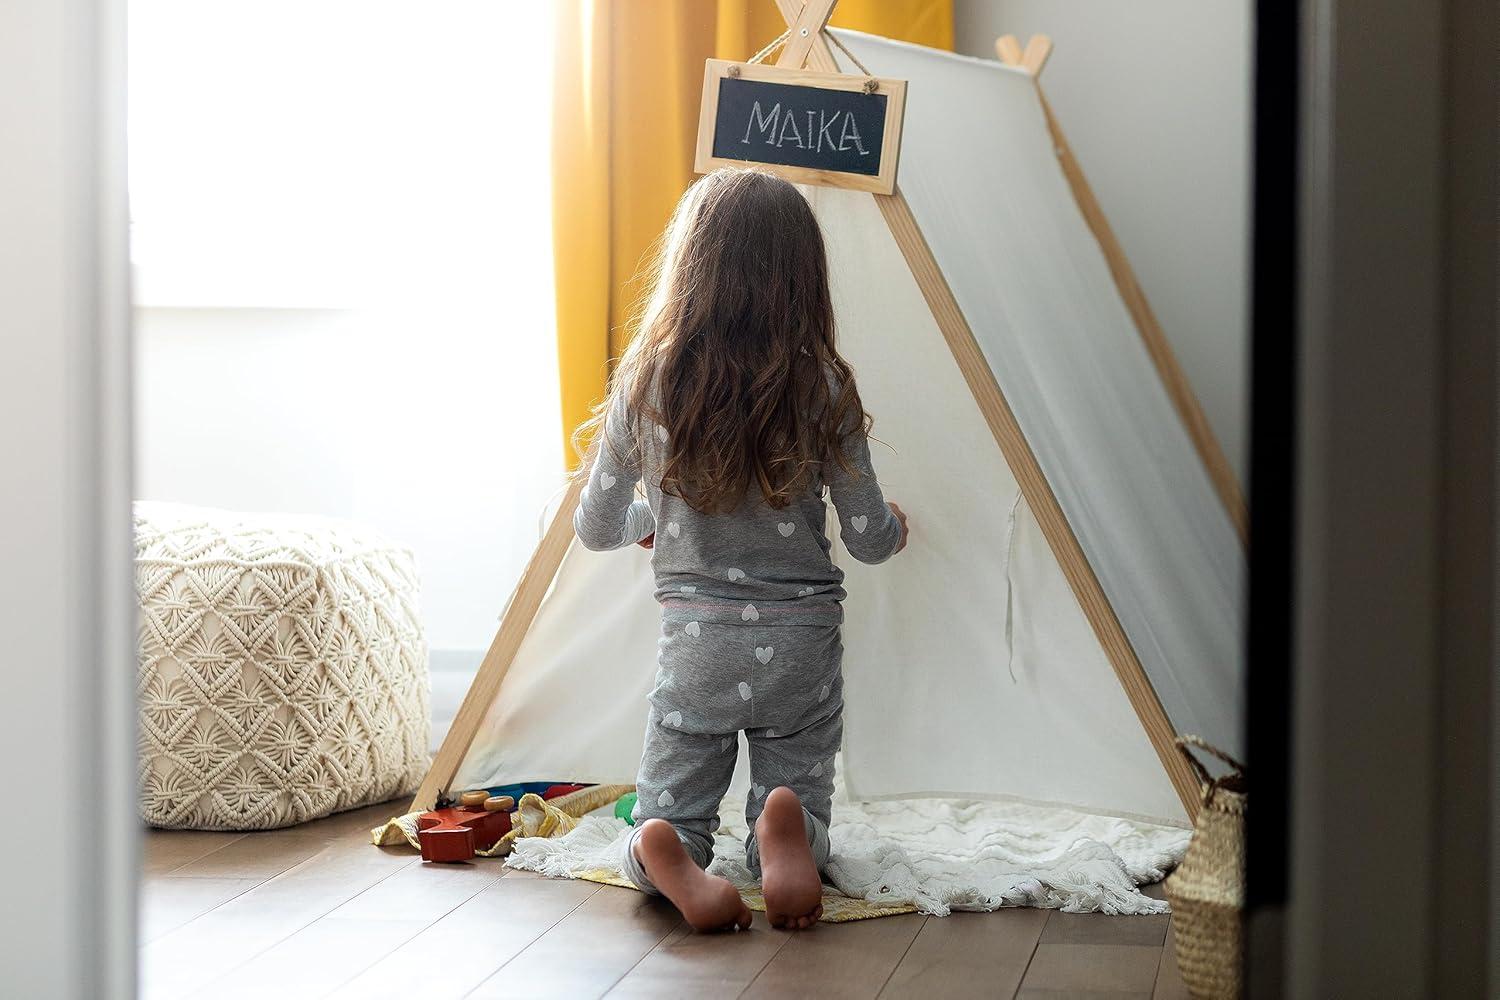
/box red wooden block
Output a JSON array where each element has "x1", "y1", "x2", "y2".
[
  {"x1": 416, "y1": 805, "x2": 512, "y2": 863},
  {"x1": 541, "y1": 783, "x2": 589, "y2": 801}
]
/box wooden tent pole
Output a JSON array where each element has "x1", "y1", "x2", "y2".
[
  {"x1": 782, "y1": 3, "x2": 1200, "y2": 817},
  {"x1": 409, "y1": 477, "x2": 585, "y2": 811},
  {"x1": 995, "y1": 33, "x2": 1025, "y2": 67},
  {"x1": 996, "y1": 35, "x2": 1249, "y2": 545},
  {"x1": 1020, "y1": 35, "x2": 1053, "y2": 77},
  {"x1": 779, "y1": 0, "x2": 840, "y2": 70}
]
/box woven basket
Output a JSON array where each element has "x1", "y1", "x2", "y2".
[{"x1": 1164, "y1": 735, "x2": 1246, "y2": 999}]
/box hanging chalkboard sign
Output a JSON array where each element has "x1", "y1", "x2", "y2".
[{"x1": 695, "y1": 59, "x2": 906, "y2": 195}]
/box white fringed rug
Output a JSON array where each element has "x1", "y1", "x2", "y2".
[{"x1": 506, "y1": 787, "x2": 1189, "y2": 920}]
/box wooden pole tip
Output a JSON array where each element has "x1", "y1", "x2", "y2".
[
  {"x1": 1021, "y1": 35, "x2": 1054, "y2": 77},
  {"x1": 995, "y1": 34, "x2": 1024, "y2": 66}
]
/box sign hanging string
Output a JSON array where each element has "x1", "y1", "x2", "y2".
[
  {"x1": 738, "y1": 26, "x2": 880, "y2": 93},
  {"x1": 745, "y1": 28, "x2": 792, "y2": 66}
]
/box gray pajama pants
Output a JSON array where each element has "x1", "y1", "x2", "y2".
[{"x1": 620, "y1": 619, "x2": 844, "y2": 894}]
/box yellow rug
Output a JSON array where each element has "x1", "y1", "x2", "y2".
[{"x1": 371, "y1": 786, "x2": 914, "y2": 923}]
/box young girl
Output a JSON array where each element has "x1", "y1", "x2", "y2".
[{"x1": 574, "y1": 168, "x2": 908, "y2": 932}]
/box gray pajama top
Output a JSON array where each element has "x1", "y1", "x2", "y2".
[{"x1": 572, "y1": 390, "x2": 904, "y2": 617}]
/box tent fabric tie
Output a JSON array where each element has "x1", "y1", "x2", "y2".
[{"x1": 1002, "y1": 489, "x2": 1026, "y2": 684}]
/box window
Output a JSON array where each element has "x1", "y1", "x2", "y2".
[{"x1": 130, "y1": 1, "x2": 562, "y2": 670}]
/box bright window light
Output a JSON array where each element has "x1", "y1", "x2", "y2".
[
  {"x1": 129, "y1": 0, "x2": 555, "y2": 310},
  {"x1": 130, "y1": 2, "x2": 562, "y2": 657}
]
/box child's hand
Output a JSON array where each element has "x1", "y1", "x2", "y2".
[
  {"x1": 637, "y1": 532, "x2": 655, "y2": 549},
  {"x1": 888, "y1": 502, "x2": 909, "y2": 554}
]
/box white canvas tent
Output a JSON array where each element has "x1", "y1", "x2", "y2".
[{"x1": 416, "y1": 19, "x2": 1246, "y2": 828}]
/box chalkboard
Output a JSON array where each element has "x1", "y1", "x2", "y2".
[{"x1": 695, "y1": 59, "x2": 906, "y2": 195}]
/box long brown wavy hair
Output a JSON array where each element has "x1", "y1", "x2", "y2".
[{"x1": 576, "y1": 168, "x2": 868, "y2": 514}]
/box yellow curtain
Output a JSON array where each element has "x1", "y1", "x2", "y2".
[{"x1": 552, "y1": 1, "x2": 953, "y2": 463}]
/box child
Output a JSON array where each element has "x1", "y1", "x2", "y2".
[{"x1": 573, "y1": 168, "x2": 908, "y2": 932}]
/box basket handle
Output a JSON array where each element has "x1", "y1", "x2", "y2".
[{"x1": 1176, "y1": 734, "x2": 1246, "y2": 805}]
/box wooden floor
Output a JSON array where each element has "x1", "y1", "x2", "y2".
[{"x1": 141, "y1": 800, "x2": 1189, "y2": 999}]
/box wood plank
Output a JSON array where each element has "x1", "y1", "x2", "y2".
[
  {"x1": 410, "y1": 477, "x2": 585, "y2": 811},
  {"x1": 1018, "y1": 943, "x2": 1162, "y2": 996},
  {"x1": 141, "y1": 847, "x2": 417, "y2": 999},
  {"x1": 466, "y1": 883, "x2": 683, "y2": 998},
  {"x1": 166, "y1": 829, "x2": 344, "y2": 880},
  {"x1": 879, "y1": 910, "x2": 1048, "y2": 999},
  {"x1": 1153, "y1": 919, "x2": 1190, "y2": 999},
  {"x1": 139, "y1": 876, "x2": 264, "y2": 943},
  {"x1": 1042, "y1": 912, "x2": 1169, "y2": 947},
  {"x1": 138, "y1": 829, "x2": 1178, "y2": 999},
  {"x1": 325, "y1": 856, "x2": 504, "y2": 923},
  {"x1": 327, "y1": 874, "x2": 600, "y2": 1000},
  {"x1": 144, "y1": 830, "x2": 245, "y2": 876},
  {"x1": 1018, "y1": 992, "x2": 1152, "y2": 1000},
  {"x1": 317, "y1": 799, "x2": 416, "y2": 835},
  {"x1": 606, "y1": 912, "x2": 794, "y2": 997},
  {"x1": 147, "y1": 800, "x2": 404, "y2": 879},
  {"x1": 183, "y1": 917, "x2": 428, "y2": 1000},
  {"x1": 165, "y1": 803, "x2": 398, "y2": 878},
  {"x1": 742, "y1": 913, "x2": 928, "y2": 999}
]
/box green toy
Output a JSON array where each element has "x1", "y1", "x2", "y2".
[{"x1": 615, "y1": 791, "x2": 638, "y2": 825}]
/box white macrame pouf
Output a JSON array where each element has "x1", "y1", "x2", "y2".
[{"x1": 135, "y1": 502, "x2": 430, "y2": 830}]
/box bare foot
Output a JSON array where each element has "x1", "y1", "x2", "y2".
[
  {"x1": 756, "y1": 787, "x2": 825, "y2": 930},
  {"x1": 633, "y1": 819, "x2": 752, "y2": 932}
]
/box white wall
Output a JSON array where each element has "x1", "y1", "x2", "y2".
[
  {"x1": 134, "y1": 305, "x2": 562, "y2": 656},
  {"x1": 954, "y1": 0, "x2": 1252, "y2": 483},
  {"x1": 130, "y1": 2, "x2": 562, "y2": 665}
]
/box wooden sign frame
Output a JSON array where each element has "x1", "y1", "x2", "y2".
[{"x1": 694, "y1": 58, "x2": 907, "y2": 194}]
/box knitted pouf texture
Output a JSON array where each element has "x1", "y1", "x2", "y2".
[{"x1": 135, "y1": 502, "x2": 430, "y2": 830}]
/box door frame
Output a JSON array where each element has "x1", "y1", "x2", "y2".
[{"x1": 0, "y1": 0, "x2": 136, "y2": 994}]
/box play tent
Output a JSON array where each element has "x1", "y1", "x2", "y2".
[{"x1": 416, "y1": 24, "x2": 1246, "y2": 827}]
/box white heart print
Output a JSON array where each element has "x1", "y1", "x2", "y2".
[
  {"x1": 737, "y1": 681, "x2": 752, "y2": 701},
  {"x1": 663, "y1": 710, "x2": 683, "y2": 727},
  {"x1": 818, "y1": 684, "x2": 830, "y2": 702},
  {"x1": 684, "y1": 621, "x2": 700, "y2": 637},
  {"x1": 753, "y1": 783, "x2": 767, "y2": 798},
  {"x1": 655, "y1": 425, "x2": 668, "y2": 442},
  {"x1": 726, "y1": 568, "x2": 745, "y2": 582},
  {"x1": 850, "y1": 514, "x2": 869, "y2": 533},
  {"x1": 741, "y1": 604, "x2": 759, "y2": 621},
  {"x1": 810, "y1": 761, "x2": 824, "y2": 777},
  {"x1": 777, "y1": 522, "x2": 795, "y2": 537},
  {"x1": 599, "y1": 472, "x2": 616, "y2": 490},
  {"x1": 797, "y1": 586, "x2": 815, "y2": 597},
  {"x1": 657, "y1": 789, "x2": 675, "y2": 807},
  {"x1": 680, "y1": 585, "x2": 696, "y2": 593},
  {"x1": 667, "y1": 522, "x2": 681, "y2": 538},
  {"x1": 720, "y1": 737, "x2": 733, "y2": 752},
  {"x1": 755, "y1": 646, "x2": 774, "y2": 664}
]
